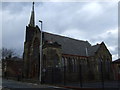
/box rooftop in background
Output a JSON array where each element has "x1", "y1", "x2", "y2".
[
  {"x1": 2, "y1": 56, "x2": 23, "y2": 61},
  {"x1": 112, "y1": 58, "x2": 120, "y2": 63}
]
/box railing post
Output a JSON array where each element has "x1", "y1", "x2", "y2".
[
  {"x1": 101, "y1": 59, "x2": 104, "y2": 89},
  {"x1": 79, "y1": 60, "x2": 82, "y2": 88},
  {"x1": 63, "y1": 58, "x2": 66, "y2": 85}
]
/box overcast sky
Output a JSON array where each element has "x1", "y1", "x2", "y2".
[{"x1": 1, "y1": 2, "x2": 118, "y2": 60}]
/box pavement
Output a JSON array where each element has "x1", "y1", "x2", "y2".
[
  {"x1": 63, "y1": 81, "x2": 120, "y2": 88},
  {"x1": 59, "y1": 81, "x2": 120, "y2": 90}
]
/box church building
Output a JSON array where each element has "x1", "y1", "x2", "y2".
[{"x1": 23, "y1": 2, "x2": 113, "y2": 83}]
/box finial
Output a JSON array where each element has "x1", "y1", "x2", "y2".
[
  {"x1": 32, "y1": 2, "x2": 35, "y2": 11},
  {"x1": 33, "y1": 2, "x2": 34, "y2": 5}
]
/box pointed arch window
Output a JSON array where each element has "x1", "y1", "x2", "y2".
[{"x1": 33, "y1": 37, "x2": 40, "y2": 60}]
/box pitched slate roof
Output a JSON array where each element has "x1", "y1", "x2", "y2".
[
  {"x1": 43, "y1": 32, "x2": 100, "y2": 56},
  {"x1": 87, "y1": 44, "x2": 100, "y2": 56}
]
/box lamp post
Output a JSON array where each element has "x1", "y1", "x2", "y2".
[{"x1": 39, "y1": 20, "x2": 42, "y2": 83}]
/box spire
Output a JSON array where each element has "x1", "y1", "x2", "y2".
[{"x1": 29, "y1": 2, "x2": 35, "y2": 27}]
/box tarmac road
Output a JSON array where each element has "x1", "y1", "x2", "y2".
[{"x1": 2, "y1": 79, "x2": 69, "y2": 90}]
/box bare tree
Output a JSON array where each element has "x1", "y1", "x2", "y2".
[
  {"x1": 0, "y1": 49, "x2": 1, "y2": 60},
  {"x1": 1, "y1": 47, "x2": 17, "y2": 59}
]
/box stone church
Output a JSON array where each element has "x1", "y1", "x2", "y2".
[{"x1": 23, "y1": 3, "x2": 113, "y2": 83}]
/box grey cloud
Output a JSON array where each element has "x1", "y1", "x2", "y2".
[
  {"x1": 41, "y1": 2, "x2": 117, "y2": 32},
  {"x1": 2, "y1": 2, "x2": 29, "y2": 14}
]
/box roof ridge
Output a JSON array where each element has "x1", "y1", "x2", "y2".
[
  {"x1": 92, "y1": 44, "x2": 100, "y2": 47},
  {"x1": 43, "y1": 31, "x2": 91, "y2": 44}
]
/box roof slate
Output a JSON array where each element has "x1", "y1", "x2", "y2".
[{"x1": 43, "y1": 32, "x2": 100, "y2": 57}]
